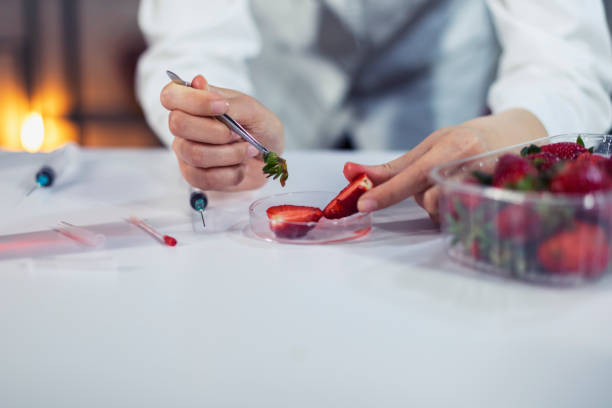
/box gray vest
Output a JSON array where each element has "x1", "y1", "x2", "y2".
[{"x1": 248, "y1": 0, "x2": 500, "y2": 149}]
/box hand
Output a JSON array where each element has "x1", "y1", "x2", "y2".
[
  {"x1": 160, "y1": 75, "x2": 284, "y2": 191},
  {"x1": 342, "y1": 109, "x2": 548, "y2": 223},
  {"x1": 343, "y1": 126, "x2": 488, "y2": 223}
]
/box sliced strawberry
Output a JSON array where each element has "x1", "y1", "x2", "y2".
[
  {"x1": 537, "y1": 222, "x2": 610, "y2": 276},
  {"x1": 266, "y1": 205, "x2": 323, "y2": 239},
  {"x1": 540, "y1": 142, "x2": 588, "y2": 160},
  {"x1": 550, "y1": 160, "x2": 612, "y2": 194},
  {"x1": 323, "y1": 173, "x2": 374, "y2": 219},
  {"x1": 492, "y1": 154, "x2": 538, "y2": 189}
]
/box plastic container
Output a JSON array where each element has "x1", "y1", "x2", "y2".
[
  {"x1": 249, "y1": 191, "x2": 372, "y2": 244},
  {"x1": 430, "y1": 133, "x2": 612, "y2": 285}
]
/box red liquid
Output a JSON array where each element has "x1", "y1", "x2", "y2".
[{"x1": 163, "y1": 235, "x2": 177, "y2": 247}]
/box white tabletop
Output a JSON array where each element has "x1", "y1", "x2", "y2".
[{"x1": 0, "y1": 148, "x2": 611, "y2": 408}]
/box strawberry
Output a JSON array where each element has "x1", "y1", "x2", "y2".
[
  {"x1": 550, "y1": 160, "x2": 612, "y2": 194},
  {"x1": 492, "y1": 154, "x2": 538, "y2": 189},
  {"x1": 601, "y1": 157, "x2": 612, "y2": 174},
  {"x1": 576, "y1": 152, "x2": 607, "y2": 165},
  {"x1": 323, "y1": 173, "x2": 374, "y2": 219},
  {"x1": 447, "y1": 180, "x2": 483, "y2": 220},
  {"x1": 470, "y1": 241, "x2": 481, "y2": 260},
  {"x1": 448, "y1": 191, "x2": 482, "y2": 220},
  {"x1": 527, "y1": 151, "x2": 560, "y2": 171},
  {"x1": 495, "y1": 204, "x2": 539, "y2": 244},
  {"x1": 537, "y1": 222, "x2": 610, "y2": 276},
  {"x1": 540, "y1": 142, "x2": 588, "y2": 160},
  {"x1": 266, "y1": 205, "x2": 323, "y2": 239}
]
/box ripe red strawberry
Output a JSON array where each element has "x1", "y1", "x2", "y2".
[
  {"x1": 537, "y1": 222, "x2": 610, "y2": 276},
  {"x1": 550, "y1": 160, "x2": 612, "y2": 194},
  {"x1": 323, "y1": 173, "x2": 374, "y2": 219},
  {"x1": 447, "y1": 181, "x2": 483, "y2": 220},
  {"x1": 470, "y1": 241, "x2": 481, "y2": 260},
  {"x1": 527, "y1": 151, "x2": 560, "y2": 171},
  {"x1": 576, "y1": 152, "x2": 607, "y2": 165},
  {"x1": 492, "y1": 154, "x2": 538, "y2": 189},
  {"x1": 266, "y1": 205, "x2": 323, "y2": 239},
  {"x1": 602, "y1": 158, "x2": 612, "y2": 176},
  {"x1": 495, "y1": 204, "x2": 539, "y2": 243},
  {"x1": 540, "y1": 142, "x2": 588, "y2": 160}
]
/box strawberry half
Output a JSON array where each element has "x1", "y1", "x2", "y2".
[
  {"x1": 266, "y1": 205, "x2": 323, "y2": 239},
  {"x1": 323, "y1": 173, "x2": 374, "y2": 219}
]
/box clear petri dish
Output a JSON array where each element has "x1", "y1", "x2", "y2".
[{"x1": 249, "y1": 191, "x2": 372, "y2": 244}]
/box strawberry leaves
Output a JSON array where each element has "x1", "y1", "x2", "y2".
[{"x1": 263, "y1": 152, "x2": 289, "y2": 187}]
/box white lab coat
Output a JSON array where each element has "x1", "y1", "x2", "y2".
[{"x1": 136, "y1": 0, "x2": 612, "y2": 150}]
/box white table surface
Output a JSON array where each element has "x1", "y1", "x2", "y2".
[{"x1": 0, "y1": 148, "x2": 611, "y2": 408}]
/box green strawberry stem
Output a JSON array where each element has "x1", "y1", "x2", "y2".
[
  {"x1": 520, "y1": 144, "x2": 541, "y2": 157},
  {"x1": 472, "y1": 170, "x2": 493, "y2": 186},
  {"x1": 263, "y1": 152, "x2": 289, "y2": 187},
  {"x1": 576, "y1": 135, "x2": 595, "y2": 152}
]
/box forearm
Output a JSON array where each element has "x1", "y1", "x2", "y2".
[{"x1": 461, "y1": 108, "x2": 548, "y2": 152}]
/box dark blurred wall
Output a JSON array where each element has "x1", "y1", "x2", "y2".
[
  {"x1": 0, "y1": 0, "x2": 161, "y2": 148},
  {"x1": 1, "y1": 1, "x2": 611, "y2": 149}
]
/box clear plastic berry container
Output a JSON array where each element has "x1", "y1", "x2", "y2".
[
  {"x1": 249, "y1": 191, "x2": 372, "y2": 244},
  {"x1": 430, "y1": 134, "x2": 612, "y2": 285}
]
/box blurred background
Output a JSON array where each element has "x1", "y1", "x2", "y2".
[
  {"x1": 0, "y1": 1, "x2": 611, "y2": 153},
  {"x1": 0, "y1": 0, "x2": 157, "y2": 152}
]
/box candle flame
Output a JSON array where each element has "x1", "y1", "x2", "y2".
[{"x1": 20, "y1": 112, "x2": 45, "y2": 153}]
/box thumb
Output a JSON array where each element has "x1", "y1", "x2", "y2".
[{"x1": 191, "y1": 75, "x2": 209, "y2": 90}]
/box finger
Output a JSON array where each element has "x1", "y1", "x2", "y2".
[
  {"x1": 161, "y1": 82, "x2": 229, "y2": 116},
  {"x1": 176, "y1": 160, "x2": 247, "y2": 190},
  {"x1": 208, "y1": 84, "x2": 242, "y2": 100},
  {"x1": 211, "y1": 91, "x2": 284, "y2": 152},
  {"x1": 357, "y1": 149, "x2": 440, "y2": 213},
  {"x1": 414, "y1": 191, "x2": 425, "y2": 209},
  {"x1": 168, "y1": 110, "x2": 241, "y2": 144},
  {"x1": 191, "y1": 75, "x2": 209, "y2": 90},
  {"x1": 216, "y1": 91, "x2": 261, "y2": 127},
  {"x1": 343, "y1": 161, "x2": 399, "y2": 185},
  {"x1": 172, "y1": 138, "x2": 258, "y2": 169},
  {"x1": 343, "y1": 128, "x2": 462, "y2": 184},
  {"x1": 356, "y1": 129, "x2": 486, "y2": 213},
  {"x1": 343, "y1": 144, "x2": 432, "y2": 185},
  {"x1": 421, "y1": 185, "x2": 442, "y2": 224}
]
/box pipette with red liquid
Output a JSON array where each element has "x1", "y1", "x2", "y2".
[{"x1": 128, "y1": 216, "x2": 177, "y2": 247}]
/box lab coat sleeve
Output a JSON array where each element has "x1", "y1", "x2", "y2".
[
  {"x1": 486, "y1": 0, "x2": 612, "y2": 136},
  {"x1": 136, "y1": 0, "x2": 261, "y2": 146}
]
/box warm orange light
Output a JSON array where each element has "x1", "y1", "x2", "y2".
[{"x1": 20, "y1": 112, "x2": 45, "y2": 152}]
